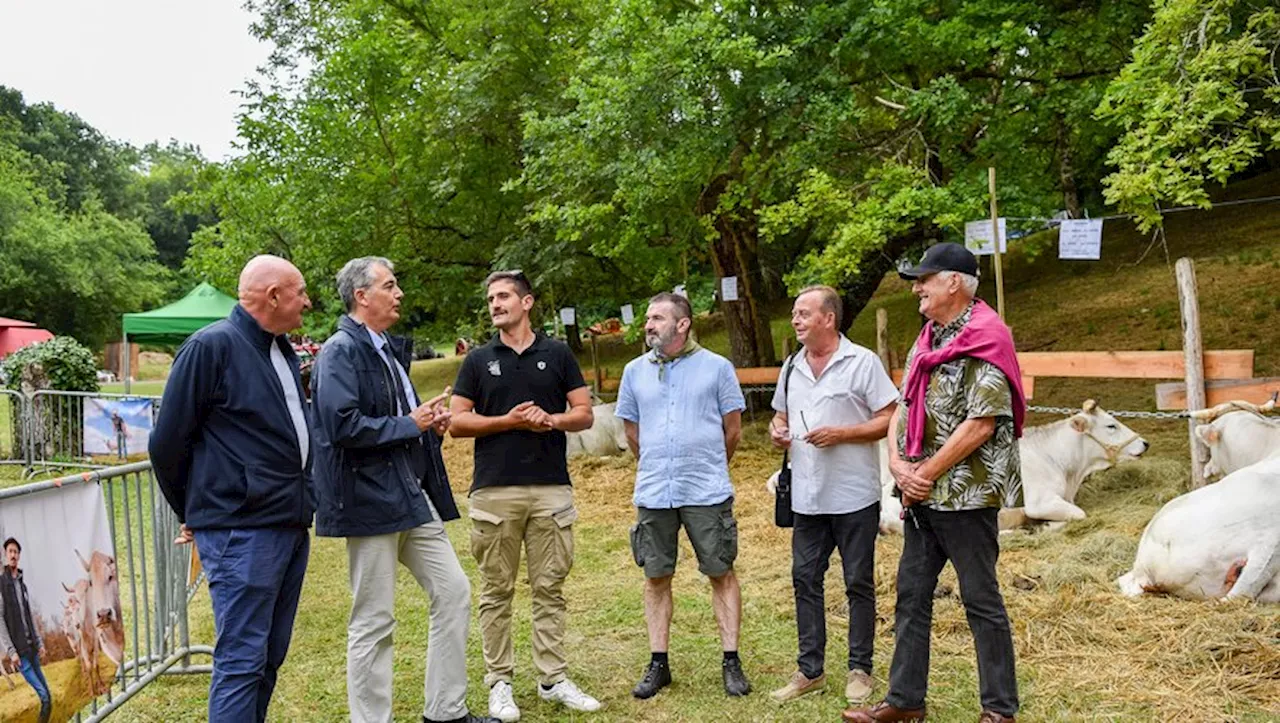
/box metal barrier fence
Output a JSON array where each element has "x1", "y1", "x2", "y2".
[
  {"x1": 13, "y1": 391, "x2": 162, "y2": 477},
  {"x1": 0, "y1": 462, "x2": 211, "y2": 722},
  {"x1": 0, "y1": 390, "x2": 27, "y2": 467}
]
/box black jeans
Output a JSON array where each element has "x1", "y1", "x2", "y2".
[
  {"x1": 791, "y1": 503, "x2": 879, "y2": 679},
  {"x1": 886, "y1": 506, "x2": 1019, "y2": 716}
]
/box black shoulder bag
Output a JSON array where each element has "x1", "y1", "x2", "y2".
[{"x1": 774, "y1": 352, "x2": 799, "y2": 528}]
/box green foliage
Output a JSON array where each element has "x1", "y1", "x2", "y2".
[
  {"x1": 0, "y1": 86, "x2": 140, "y2": 217},
  {"x1": 0, "y1": 140, "x2": 168, "y2": 346},
  {"x1": 136, "y1": 141, "x2": 217, "y2": 270},
  {"x1": 1100, "y1": 0, "x2": 1280, "y2": 230},
  {"x1": 1, "y1": 336, "x2": 99, "y2": 392}
]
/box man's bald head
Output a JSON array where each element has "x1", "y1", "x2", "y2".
[{"x1": 238, "y1": 255, "x2": 311, "y2": 334}]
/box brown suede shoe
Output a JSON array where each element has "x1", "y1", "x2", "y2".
[
  {"x1": 979, "y1": 711, "x2": 1015, "y2": 723},
  {"x1": 842, "y1": 700, "x2": 927, "y2": 722}
]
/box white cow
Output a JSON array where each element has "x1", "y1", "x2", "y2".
[
  {"x1": 565, "y1": 402, "x2": 628, "y2": 458},
  {"x1": 882, "y1": 401, "x2": 1146, "y2": 533},
  {"x1": 769, "y1": 401, "x2": 1147, "y2": 534},
  {"x1": 1118, "y1": 456, "x2": 1280, "y2": 602},
  {"x1": 1190, "y1": 399, "x2": 1280, "y2": 479}
]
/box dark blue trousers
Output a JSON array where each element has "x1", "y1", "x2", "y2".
[{"x1": 196, "y1": 527, "x2": 310, "y2": 723}]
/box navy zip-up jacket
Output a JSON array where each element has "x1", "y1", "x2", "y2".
[
  {"x1": 310, "y1": 315, "x2": 460, "y2": 538},
  {"x1": 150, "y1": 305, "x2": 316, "y2": 530}
]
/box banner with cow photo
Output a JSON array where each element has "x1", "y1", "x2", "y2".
[
  {"x1": 0, "y1": 482, "x2": 123, "y2": 723},
  {"x1": 82, "y1": 397, "x2": 153, "y2": 460}
]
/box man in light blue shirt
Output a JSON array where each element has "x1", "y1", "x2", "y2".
[{"x1": 615, "y1": 292, "x2": 749, "y2": 701}]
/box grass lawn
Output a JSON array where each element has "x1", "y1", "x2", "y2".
[{"x1": 105, "y1": 425, "x2": 1279, "y2": 722}]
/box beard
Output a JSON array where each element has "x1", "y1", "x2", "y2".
[{"x1": 646, "y1": 326, "x2": 677, "y2": 351}]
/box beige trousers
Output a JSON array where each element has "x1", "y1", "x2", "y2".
[
  {"x1": 469, "y1": 484, "x2": 577, "y2": 688},
  {"x1": 346, "y1": 518, "x2": 471, "y2": 722}
]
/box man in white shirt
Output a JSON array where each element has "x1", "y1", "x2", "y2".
[{"x1": 768, "y1": 285, "x2": 899, "y2": 706}]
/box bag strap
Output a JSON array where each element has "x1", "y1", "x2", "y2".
[{"x1": 779, "y1": 351, "x2": 799, "y2": 470}]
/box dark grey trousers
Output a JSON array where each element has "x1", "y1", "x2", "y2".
[
  {"x1": 791, "y1": 503, "x2": 879, "y2": 679},
  {"x1": 886, "y1": 506, "x2": 1019, "y2": 716}
]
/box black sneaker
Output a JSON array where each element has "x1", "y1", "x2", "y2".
[
  {"x1": 424, "y1": 715, "x2": 502, "y2": 723},
  {"x1": 723, "y1": 657, "x2": 751, "y2": 696},
  {"x1": 632, "y1": 660, "x2": 672, "y2": 699}
]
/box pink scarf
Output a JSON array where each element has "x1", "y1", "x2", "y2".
[{"x1": 902, "y1": 299, "x2": 1026, "y2": 458}]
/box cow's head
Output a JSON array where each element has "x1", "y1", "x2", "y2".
[
  {"x1": 1068, "y1": 400, "x2": 1149, "y2": 466},
  {"x1": 1194, "y1": 410, "x2": 1280, "y2": 480},
  {"x1": 76, "y1": 549, "x2": 125, "y2": 663}
]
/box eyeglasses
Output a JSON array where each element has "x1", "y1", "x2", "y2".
[{"x1": 789, "y1": 411, "x2": 811, "y2": 441}]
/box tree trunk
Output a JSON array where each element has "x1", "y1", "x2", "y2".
[
  {"x1": 707, "y1": 214, "x2": 777, "y2": 368},
  {"x1": 836, "y1": 223, "x2": 935, "y2": 333},
  {"x1": 696, "y1": 144, "x2": 777, "y2": 370},
  {"x1": 564, "y1": 323, "x2": 583, "y2": 353},
  {"x1": 1057, "y1": 117, "x2": 1083, "y2": 219}
]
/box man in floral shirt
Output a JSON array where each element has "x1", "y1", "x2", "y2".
[{"x1": 845, "y1": 243, "x2": 1025, "y2": 723}]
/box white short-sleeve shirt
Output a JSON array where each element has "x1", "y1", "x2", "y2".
[{"x1": 771, "y1": 336, "x2": 899, "y2": 515}]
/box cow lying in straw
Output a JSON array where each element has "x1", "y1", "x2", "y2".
[
  {"x1": 1118, "y1": 455, "x2": 1280, "y2": 602},
  {"x1": 565, "y1": 402, "x2": 628, "y2": 458},
  {"x1": 1190, "y1": 396, "x2": 1279, "y2": 480}
]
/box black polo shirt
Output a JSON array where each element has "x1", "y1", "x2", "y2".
[{"x1": 453, "y1": 332, "x2": 587, "y2": 491}]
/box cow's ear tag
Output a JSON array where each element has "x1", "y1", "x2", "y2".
[{"x1": 1070, "y1": 415, "x2": 1090, "y2": 433}]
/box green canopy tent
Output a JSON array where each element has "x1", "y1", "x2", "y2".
[{"x1": 120, "y1": 282, "x2": 237, "y2": 391}]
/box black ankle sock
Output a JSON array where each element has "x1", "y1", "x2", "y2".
[
  {"x1": 651, "y1": 651, "x2": 669, "y2": 665},
  {"x1": 540, "y1": 682, "x2": 554, "y2": 691},
  {"x1": 723, "y1": 650, "x2": 739, "y2": 663}
]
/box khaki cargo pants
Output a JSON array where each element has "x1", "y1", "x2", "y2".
[{"x1": 469, "y1": 484, "x2": 577, "y2": 688}]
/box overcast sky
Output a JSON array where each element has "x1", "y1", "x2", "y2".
[{"x1": 0, "y1": 0, "x2": 272, "y2": 161}]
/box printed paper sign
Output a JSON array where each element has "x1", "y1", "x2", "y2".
[
  {"x1": 559, "y1": 307, "x2": 576, "y2": 326},
  {"x1": 1058, "y1": 219, "x2": 1103, "y2": 260},
  {"x1": 620, "y1": 304, "x2": 635, "y2": 325},
  {"x1": 964, "y1": 218, "x2": 1008, "y2": 256},
  {"x1": 721, "y1": 276, "x2": 739, "y2": 302}
]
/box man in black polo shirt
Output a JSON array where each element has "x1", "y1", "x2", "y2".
[{"x1": 451, "y1": 271, "x2": 599, "y2": 722}]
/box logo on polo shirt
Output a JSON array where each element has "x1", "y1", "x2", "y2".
[
  {"x1": 537, "y1": 361, "x2": 546, "y2": 370},
  {"x1": 488, "y1": 360, "x2": 501, "y2": 376}
]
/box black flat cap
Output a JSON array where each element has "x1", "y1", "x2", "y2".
[{"x1": 898, "y1": 242, "x2": 979, "y2": 280}]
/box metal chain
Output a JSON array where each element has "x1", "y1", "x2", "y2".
[
  {"x1": 743, "y1": 387, "x2": 1194, "y2": 421},
  {"x1": 1027, "y1": 405, "x2": 1191, "y2": 420}
]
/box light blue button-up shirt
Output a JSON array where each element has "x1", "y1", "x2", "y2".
[{"x1": 615, "y1": 347, "x2": 746, "y2": 509}]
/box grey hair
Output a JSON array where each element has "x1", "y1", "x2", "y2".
[
  {"x1": 938, "y1": 270, "x2": 980, "y2": 297},
  {"x1": 337, "y1": 256, "x2": 394, "y2": 311}
]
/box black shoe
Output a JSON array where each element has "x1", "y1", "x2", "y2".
[
  {"x1": 632, "y1": 660, "x2": 673, "y2": 699},
  {"x1": 424, "y1": 715, "x2": 501, "y2": 723},
  {"x1": 723, "y1": 657, "x2": 751, "y2": 696}
]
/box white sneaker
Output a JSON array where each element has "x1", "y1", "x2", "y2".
[
  {"x1": 538, "y1": 678, "x2": 601, "y2": 712},
  {"x1": 488, "y1": 681, "x2": 520, "y2": 722}
]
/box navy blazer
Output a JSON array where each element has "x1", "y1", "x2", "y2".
[
  {"x1": 310, "y1": 314, "x2": 459, "y2": 538},
  {"x1": 150, "y1": 305, "x2": 315, "y2": 530}
]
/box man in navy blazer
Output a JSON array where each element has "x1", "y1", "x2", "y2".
[
  {"x1": 310, "y1": 256, "x2": 493, "y2": 723},
  {"x1": 151, "y1": 255, "x2": 314, "y2": 723}
]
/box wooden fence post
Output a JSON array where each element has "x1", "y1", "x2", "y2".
[
  {"x1": 588, "y1": 332, "x2": 603, "y2": 396},
  {"x1": 1176, "y1": 257, "x2": 1208, "y2": 489},
  {"x1": 988, "y1": 167, "x2": 1007, "y2": 321},
  {"x1": 875, "y1": 308, "x2": 891, "y2": 373}
]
